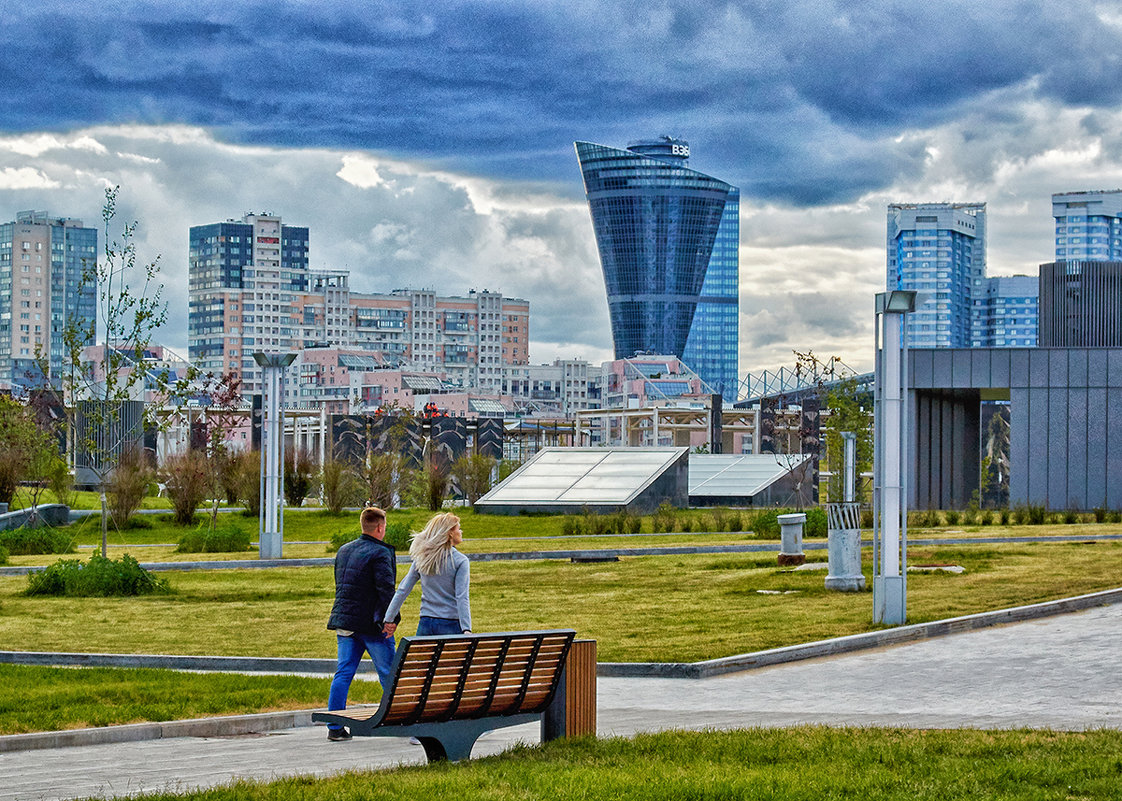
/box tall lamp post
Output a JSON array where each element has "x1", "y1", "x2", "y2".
[
  {"x1": 254, "y1": 352, "x2": 297, "y2": 560},
  {"x1": 873, "y1": 290, "x2": 916, "y2": 624}
]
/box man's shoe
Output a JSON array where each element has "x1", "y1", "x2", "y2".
[{"x1": 327, "y1": 727, "x2": 352, "y2": 742}]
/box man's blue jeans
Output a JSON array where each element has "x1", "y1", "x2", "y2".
[{"x1": 327, "y1": 632, "x2": 395, "y2": 729}]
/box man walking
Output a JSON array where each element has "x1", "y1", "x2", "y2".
[{"x1": 325, "y1": 506, "x2": 398, "y2": 741}]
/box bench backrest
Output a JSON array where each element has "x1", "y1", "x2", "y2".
[{"x1": 378, "y1": 630, "x2": 575, "y2": 726}]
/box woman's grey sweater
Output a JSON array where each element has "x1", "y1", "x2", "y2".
[{"x1": 384, "y1": 548, "x2": 471, "y2": 632}]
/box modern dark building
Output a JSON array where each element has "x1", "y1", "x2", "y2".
[
  {"x1": 1038, "y1": 261, "x2": 1122, "y2": 347},
  {"x1": 0, "y1": 211, "x2": 97, "y2": 390},
  {"x1": 909, "y1": 347, "x2": 1122, "y2": 511},
  {"x1": 575, "y1": 138, "x2": 736, "y2": 397}
]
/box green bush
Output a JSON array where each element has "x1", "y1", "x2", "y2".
[
  {"x1": 804, "y1": 507, "x2": 827, "y2": 538},
  {"x1": 728, "y1": 511, "x2": 743, "y2": 532},
  {"x1": 751, "y1": 509, "x2": 779, "y2": 538},
  {"x1": 0, "y1": 544, "x2": 8, "y2": 565},
  {"x1": 979, "y1": 510, "x2": 993, "y2": 526},
  {"x1": 327, "y1": 529, "x2": 357, "y2": 553},
  {"x1": 175, "y1": 521, "x2": 252, "y2": 554},
  {"x1": 1108, "y1": 510, "x2": 1122, "y2": 524},
  {"x1": 1093, "y1": 507, "x2": 1107, "y2": 523},
  {"x1": 1027, "y1": 505, "x2": 1047, "y2": 525},
  {"x1": 1062, "y1": 510, "x2": 1080, "y2": 524},
  {"x1": 652, "y1": 502, "x2": 675, "y2": 533},
  {"x1": 23, "y1": 554, "x2": 169, "y2": 597},
  {"x1": 384, "y1": 520, "x2": 411, "y2": 551},
  {"x1": 0, "y1": 525, "x2": 75, "y2": 556},
  {"x1": 561, "y1": 515, "x2": 580, "y2": 537},
  {"x1": 860, "y1": 508, "x2": 874, "y2": 529},
  {"x1": 944, "y1": 510, "x2": 961, "y2": 525}
]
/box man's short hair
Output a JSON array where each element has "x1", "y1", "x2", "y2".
[{"x1": 360, "y1": 506, "x2": 386, "y2": 530}]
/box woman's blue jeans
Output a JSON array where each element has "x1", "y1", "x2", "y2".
[{"x1": 416, "y1": 616, "x2": 463, "y2": 635}]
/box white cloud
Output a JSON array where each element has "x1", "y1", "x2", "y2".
[{"x1": 0, "y1": 167, "x2": 60, "y2": 190}]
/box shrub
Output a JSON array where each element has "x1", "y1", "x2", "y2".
[
  {"x1": 1027, "y1": 505, "x2": 1047, "y2": 525},
  {"x1": 581, "y1": 508, "x2": 609, "y2": 536},
  {"x1": 1062, "y1": 509, "x2": 1080, "y2": 524},
  {"x1": 944, "y1": 510, "x2": 961, "y2": 525},
  {"x1": 728, "y1": 511, "x2": 744, "y2": 532},
  {"x1": 1093, "y1": 507, "x2": 1107, "y2": 523},
  {"x1": 1108, "y1": 510, "x2": 1122, "y2": 524},
  {"x1": 23, "y1": 553, "x2": 169, "y2": 597},
  {"x1": 384, "y1": 520, "x2": 411, "y2": 551},
  {"x1": 652, "y1": 502, "x2": 676, "y2": 533},
  {"x1": 678, "y1": 515, "x2": 693, "y2": 533},
  {"x1": 859, "y1": 508, "x2": 874, "y2": 529},
  {"x1": 561, "y1": 515, "x2": 580, "y2": 537},
  {"x1": 164, "y1": 450, "x2": 212, "y2": 526},
  {"x1": 216, "y1": 451, "x2": 242, "y2": 505},
  {"x1": 626, "y1": 512, "x2": 642, "y2": 534},
  {"x1": 0, "y1": 526, "x2": 75, "y2": 555},
  {"x1": 999, "y1": 508, "x2": 1011, "y2": 525},
  {"x1": 979, "y1": 510, "x2": 993, "y2": 526},
  {"x1": 424, "y1": 463, "x2": 450, "y2": 511},
  {"x1": 47, "y1": 458, "x2": 73, "y2": 509},
  {"x1": 0, "y1": 544, "x2": 8, "y2": 565},
  {"x1": 175, "y1": 521, "x2": 251, "y2": 553},
  {"x1": 107, "y1": 447, "x2": 154, "y2": 528},
  {"x1": 327, "y1": 529, "x2": 356, "y2": 553},
  {"x1": 450, "y1": 454, "x2": 496, "y2": 506},
  {"x1": 322, "y1": 458, "x2": 362, "y2": 515},
  {"x1": 961, "y1": 507, "x2": 978, "y2": 526},
  {"x1": 233, "y1": 450, "x2": 262, "y2": 516},
  {"x1": 284, "y1": 448, "x2": 317, "y2": 508},
  {"x1": 751, "y1": 509, "x2": 780, "y2": 538},
  {"x1": 804, "y1": 507, "x2": 827, "y2": 538},
  {"x1": 709, "y1": 510, "x2": 727, "y2": 532}
]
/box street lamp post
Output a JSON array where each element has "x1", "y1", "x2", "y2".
[
  {"x1": 873, "y1": 290, "x2": 916, "y2": 624},
  {"x1": 254, "y1": 352, "x2": 297, "y2": 560}
]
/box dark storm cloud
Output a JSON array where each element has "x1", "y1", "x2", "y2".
[{"x1": 4, "y1": 1, "x2": 1121, "y2": 206}]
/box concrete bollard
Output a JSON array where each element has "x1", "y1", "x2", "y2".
[
  {"x1": 776, "y1": 512, "x2": 806, "y2": 566},
  {"x1": 825, "y1": 502, "x2": 866, "y2": 591}
]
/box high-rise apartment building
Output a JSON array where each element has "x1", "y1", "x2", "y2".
[
  {"x1": 887, "y1": 202, "x2": 986, "y2": 348},
  {"x1": 971, "y1": 275, "x2": 1039, "y2": 347},
  {"x1": 0, "y1": 211, "x2": 97, "y2": 390},
  {"x1": 575, "y1": 137, "x2": 738, "y2": 398},
  {"x1": 1052, "y1": 190, "x2": 1122, "y2": 261},
  {"x1": 188, "y1": 214, "x2": 529, "y2": 398}
]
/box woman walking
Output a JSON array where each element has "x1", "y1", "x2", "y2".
[{"x1": 383, "y1": 512, "x2": 471, "y2": 637}]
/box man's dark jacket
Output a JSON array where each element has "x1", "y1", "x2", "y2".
[{"x1": 327, "y1": 533, "x2": 397, "y2": 635}]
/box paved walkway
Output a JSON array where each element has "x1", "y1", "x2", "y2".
[{"x1": 2, "y1": 601, "x2": 1119, "y2": 801}]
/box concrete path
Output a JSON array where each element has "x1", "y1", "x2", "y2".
[{"x1": 3, "y1": 602, "x2": 1119, "y2": 801}]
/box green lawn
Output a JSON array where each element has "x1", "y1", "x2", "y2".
[
  {"x1": 1, "y1": 541, "x2": 1118, "y2": 663},
  {"x1": 0, "y1": 664, "x2": 380, "y2": 734},
  {"x1": 75, "y1": 727, "x2": 1122, "y2": 801}
]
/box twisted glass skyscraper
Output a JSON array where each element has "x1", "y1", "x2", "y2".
[{"x1": 575, "y1": 138, "x2": 736, "y2": 396}]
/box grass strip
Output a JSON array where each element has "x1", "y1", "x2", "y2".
[
  {"x1": 96, "y1": 727, "x2": 1122, "y2": 801},
  {"x1": 1, "y1": 542, "x2": 1119, "y2": 663},
  {"x1": 0, "y1": 664, "x2": 380, "y2": 735}
]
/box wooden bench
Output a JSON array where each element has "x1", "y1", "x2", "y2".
[{"x1": 313, "y1": 629, "x2": 577, "y2": 762}]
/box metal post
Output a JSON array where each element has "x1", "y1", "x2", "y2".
[
  {"x1": 872, "y1": 291, "x2": 915, "y2": 624},
  {"x1": 254, "y1": 352, "x2": 295, "y2": 560}
]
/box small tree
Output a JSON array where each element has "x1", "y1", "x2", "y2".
[
  {"x1": 450, "y1": 454, "x2": 496, "y2": 506},
  {"x1": 55, "y1": 186, "x2": 194, "y2": 555},
  {"x1": 321, "y1": 457, "x2": 362, "y2": 515},
  {"x1": 0, "y1": 396, "x2": 59, "y2": 510},
  {"x1": 283, "y1": 448, "x2": 317, "y2": 508},
  {"x1": 164, "y1": 450, "x2": 211, "y2": 525},
  {"x1": 106, "y1": 446, "x2": 153, "y2": 528}
]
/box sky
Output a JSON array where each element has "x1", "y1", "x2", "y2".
[{"x1": 3, "y1": 1, "x2": 1122, "y2": 384}]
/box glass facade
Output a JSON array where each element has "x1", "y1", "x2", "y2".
[
  {"x1": 684, "y1": 188, "x2": 739, "y2": 399},
  {"x1": 575, "y1": 139, "x2": 733, "y2": 379},
  {"x1": 887, "y1": 203, "x2": 986, "y2": 348}
]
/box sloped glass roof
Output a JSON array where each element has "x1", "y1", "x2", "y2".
[
  {"x1": 688, "y1": 454, "x2": 811, "y2": 497},
  {"x1": 479, "y1": 447, "x2": 687, "y2": 505}
]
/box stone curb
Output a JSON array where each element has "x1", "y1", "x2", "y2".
[{"x1": 598, "y1": 586, "x2": 1122, "y2": 678}]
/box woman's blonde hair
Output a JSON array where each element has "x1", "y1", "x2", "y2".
[{"x1": 409, "y1": 512, "x2": 460, "y2": 575}]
